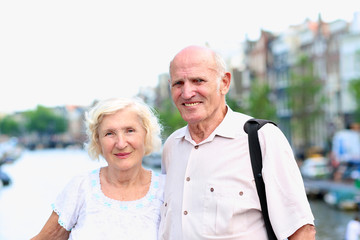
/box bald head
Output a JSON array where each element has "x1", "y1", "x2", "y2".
[{"x1": 169, "y1": 45, "x2": 226, "y2": 78}]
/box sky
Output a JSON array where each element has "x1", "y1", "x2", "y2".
[{"x1": 0, "y1": 0, "x2": 358, "y2": 114}]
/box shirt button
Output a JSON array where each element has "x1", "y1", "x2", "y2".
[
  {"x1": 165, "y1": 202, "x2": 167, "y2": 207},
  {"x1": 194, "y1": 145, "x2": 199, "y2": 149},
  {"x1": 184, "y1": 210, "x2": 188, "y2": 215},
  {"x1": 186, "y1": 177, "x2": 190, "y2": 181},
  {"x1": 210, "y1": 187, "x2": 214, "y2": 192},
  {"x1": 239, "y1": 191, "x2": 244, "y2": 196}
]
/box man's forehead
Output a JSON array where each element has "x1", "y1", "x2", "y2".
[
  {"x1": 171, "y1": 57, "x2": 216, "y2": 74},
  {"x1": 170, "y1": 65, "x2": 218, "y2": 82}
]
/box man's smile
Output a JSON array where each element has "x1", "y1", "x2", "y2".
[{"x1": 183, "y1": 102, "x2": 201, "y2": 107}]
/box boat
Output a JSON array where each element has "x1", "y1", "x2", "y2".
[
  {"x1": 300, "y1": 155, "x2": 332, "y2": 179},
  {"x1": 0, "y1": 137, "x2": 23, "y2": 164},
  {"x1": 0, "y1": 168, "x2": 11, "y2": 187},
  {"x1": 324, "y1": 189, "x2": 360, "y2": 210}
]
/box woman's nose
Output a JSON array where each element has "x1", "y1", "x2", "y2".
[{"x1": 115, "y1": 134, "x2": 127, "y2": 149}]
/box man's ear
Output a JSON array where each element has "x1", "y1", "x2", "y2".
[{"x1": 220, "y1": 72, "x2": 231, "y2": 95}]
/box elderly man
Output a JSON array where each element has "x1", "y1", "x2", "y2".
[{"x1": 159, "y1": 45, "x2": 315, "y2": 239}]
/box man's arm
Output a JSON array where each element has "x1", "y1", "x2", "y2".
[
  {"x1": 288, "y1": 224, "x2": 316, "y2": 240},
  {"x1": 31, "y1": 211, "x2": 70, "y2": 240}
]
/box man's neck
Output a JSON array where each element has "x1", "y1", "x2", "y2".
[{"x1": 188, "y1": 106, "x2": 228, "y2": 144}]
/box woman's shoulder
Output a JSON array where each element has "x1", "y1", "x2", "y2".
[
  {"x1": 149, "y1": 170, "x2": 165, "y2": 200},
  {"x1": 151, "y1": 170, "x2": 165, "y2": 185},
  {"x1": 150, "y1": 169, "x2": 166, "y2": 181},
  {"x1": 61, "y1": 168, "x2": 100, "y2": 193},
  {"x1": 69, "y1": 168, "x2": 98, "y2": 182}
]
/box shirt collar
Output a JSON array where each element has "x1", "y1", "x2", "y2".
[{"x1": 174, "y1": 106, "x2": 250, "y2": 144}]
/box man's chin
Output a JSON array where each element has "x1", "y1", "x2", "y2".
[
  {"x1": 182, "y1": 116, "x2": 202, "y2": 125},
  {"x1": 179, "y1": 109, "x2": 204, "y2": 124}
]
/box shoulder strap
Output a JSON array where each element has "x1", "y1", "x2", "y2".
[{"x1": 244, "y1": 118, "x2": 277, "y2": 240}]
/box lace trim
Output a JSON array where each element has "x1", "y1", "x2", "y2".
[
  {"x1": 92, "y1": 168, "x2": 161, "y2": 211},
  {"x1": 52, "y1": 203, "x2": 72, "y2": 231}
]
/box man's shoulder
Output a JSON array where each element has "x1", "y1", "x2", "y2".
[
  {"x1": 223, "y1": 108, "x2": 253, "y2": 131},
  {"x1": 232, "y1": 111, "x2": 253, "y2": 122},
  {"x1": 226, "y1": 107, "x2": 252, "y2": 120},
  {"x1": 168, "y1": 126, "x2": 187, "y2": 139},
  {"x1": 163, "y1": 126, "x2": 187, "y2": 146}
]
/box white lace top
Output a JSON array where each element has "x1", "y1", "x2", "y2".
[{"x1": 52, "y1": 168, "x2": 165, "y2": 240}]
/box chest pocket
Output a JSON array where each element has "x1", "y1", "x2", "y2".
[{"x1": 202, "y1": 184, "x2": 256, "y2": 236}]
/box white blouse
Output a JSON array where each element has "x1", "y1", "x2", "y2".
[{"x1": 52, "y1": 168, "x2": 165, "y2": 240}]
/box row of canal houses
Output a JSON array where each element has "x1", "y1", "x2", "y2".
[
  {"x1": 230, "y1": 12, "x2": 360, "y2": 156},
  {"x1": 154, "y1": 12, "x2": 360, "y2": 157}
]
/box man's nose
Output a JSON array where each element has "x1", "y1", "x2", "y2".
[{"x1": 181, "y1": 82, "x2": 196, "y2": 99}]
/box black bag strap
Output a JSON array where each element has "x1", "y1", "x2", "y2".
[{"x1": 244, "y1": 118, "x2": 277, "y2": 240}]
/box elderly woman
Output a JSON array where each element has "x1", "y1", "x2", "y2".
[{"x1": 31, "y1": 97, "x2": 165, "y2": 240}]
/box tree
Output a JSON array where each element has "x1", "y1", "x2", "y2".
[
  {"x1": 287, "y1": 54, "x2": 326, "y2": 152},
  {"x1": 349, "y1": 78, "x2": 360, "y2": 123},
  {"x1": 0, "y1": 115, "x2": 21, "y2": 136},
  {"x1": 24, "y1": 105, "x2": 67, "y2": 136},
  {"x1": 226, "y1": 95, "x2": 245, "y2": 113},
  {"x1": 246, "y1": 79, "x2": 277, "y2": 121},
  {"x1": 155, "y1": 99, "x2": 186, "y2": 139},
  {"x1": 348, "y1": 49, "x2": 360, "y2": 123}
]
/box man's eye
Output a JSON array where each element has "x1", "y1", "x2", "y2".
[
  {"x1": 194, "y1": 78, "x2": 204, "y2": 83},
  {"x1": 127, "y1": 128, "x2": 135, "y2": 133},
  {"x1": 172, "y1": 81, "x2": 183, "y2": 87},
  {"x1": 105, "y1": 132, "x2": 113, "y2": 136}
]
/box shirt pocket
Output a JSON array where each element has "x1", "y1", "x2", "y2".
[{"x1": 202, "y1": 184, "x2": 251, "y2": 236}]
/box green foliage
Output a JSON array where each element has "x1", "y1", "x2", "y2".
[
  {"x1": 24, "y1": 105, "x2": 67, "y2": 136},
  {"x1": 287, "y1": 54, "x2": 327, "y2": 149},
  {"x1": 226, "y1": 82, "x2": 276, "y2": 121},
  {"x1": 349, "y1": 78, "x2": 360, "y2": 122},
  {"x1": 246, "y1": 79, "x2": 277, "y2": 121},
  {"x1": 155, "y1": 99, "x2": 186, "y2": 139},
  {"x1": 226, "y1": 96, "x2": 244, "y2": 113},
  {"x1": 0, "y1": 115, "x2": 21, "y2": 136}
]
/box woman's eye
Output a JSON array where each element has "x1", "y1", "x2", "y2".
[
  {"x1": 127, "y1": 128, "x2": 135, "y2": 133},
  {"x1": 105, "y1": 132, "x2": 113, "y2": 136}
]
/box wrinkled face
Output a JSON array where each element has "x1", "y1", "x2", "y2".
[
  {"x1": 97, "y1": 108, "x2": 146, "y2": 171},
  {"x1": 169, "y1": 48, "x2": 228, "y2": 125}
]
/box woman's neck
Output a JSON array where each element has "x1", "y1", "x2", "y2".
[{"x1": 100, "y1": 166, "x2": 152, "y2": 201}]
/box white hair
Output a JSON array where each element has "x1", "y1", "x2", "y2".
[{"x1": 84, "y1": 97, "x2": 162, "y2": 160}]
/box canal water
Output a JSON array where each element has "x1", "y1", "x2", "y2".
[{"x1": 0, "y1": 149, "x2": 355, "y2": 239}]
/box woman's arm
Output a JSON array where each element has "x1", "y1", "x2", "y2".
[{"x1": 31, "y1": 211, "x2": 70, "y2": 240}]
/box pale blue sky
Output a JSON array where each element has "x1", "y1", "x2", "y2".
[{"x1": 0, "y1": 0, "x2": 357, "y2": 113}]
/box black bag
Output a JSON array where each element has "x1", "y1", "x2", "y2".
[{"x1": 244, "y1": 118, "x2": 278, "y2": 240}]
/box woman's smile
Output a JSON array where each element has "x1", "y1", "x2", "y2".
[{"x1": 114, "y1": 152, "x2": 131, "y2": 158}]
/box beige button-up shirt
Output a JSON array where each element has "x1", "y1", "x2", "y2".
[{"x1": 159, "y1": 107, "x2": 314, "y2": 240}]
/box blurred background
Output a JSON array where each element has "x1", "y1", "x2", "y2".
[{"x1": 1, "y1": 0, "x2": 360, "y2": 239}]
